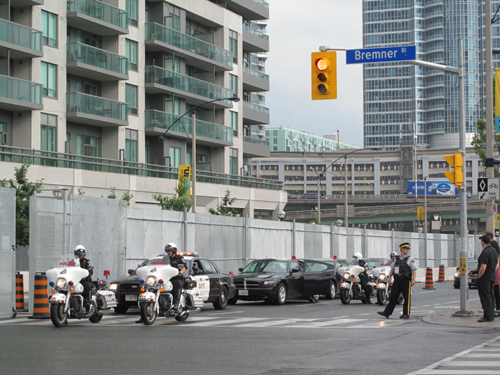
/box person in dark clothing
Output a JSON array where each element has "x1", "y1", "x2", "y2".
[
  {"x1": 74, "y1": 245, "x2": 93, "y2": 312},
  {"x1": 490, "y1": 240, "x2": 500, "y2": 317},
  {"x1": 377, "y1": 242, "x2": 417, "y2": 319},
  {"x1": 474, "y1": 235, "x2": 499, "y2": 322},
  {"x1": 353, "y1": 252, "x2": 372, "y2": 304}
]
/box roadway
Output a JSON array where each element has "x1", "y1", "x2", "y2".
[{"x1": 1, "y1": 283, "x2": 499, "y2": 375}]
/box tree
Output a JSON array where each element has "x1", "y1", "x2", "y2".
[
  {"x1": 471, "y1": 119, "x2": 500, "y2": 177},
  {"x1": 209, "y1": 189, "x2": 240, "y2": 217},
  {"x1": 153, "y1": 175, "x2": 193, "y2": 212},
  {"x1": 0, "y1": 163, "x2": 43, "y2": 247}
]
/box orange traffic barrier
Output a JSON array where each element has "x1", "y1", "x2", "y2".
[
  {"x1": 15, "y1": 272, "x2": 28, "y2": 312},
  {"x1": 422, "y1": 267, "x2": 436, "y2": 290},
  {"x1": 28, "y1": 272, "x2": 50, "y2": 319},
  {"x1": 437, "y1": 264, "x2": 446, "y2": 282}
]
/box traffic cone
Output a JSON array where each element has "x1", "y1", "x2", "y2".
[
  {"x1": 28, "y1": 272, "x2": 50, "y2": 319},
  {"x1": 437, "y1": 264, "x2": 446, "y2": 282},
  {"x1": 15, "y1": 272, "x2": 28, "y2": 312},
  {"x1": 422, "y1": 267, "x2": 436, "y2": 290}
]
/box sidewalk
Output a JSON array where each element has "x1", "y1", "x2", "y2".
[{"x1": 423, "y1": 306, "x2": 500, "y2": 329}]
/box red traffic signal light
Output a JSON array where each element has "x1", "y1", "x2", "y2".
[{"x1": 311, "y1": 52, "x2": 337, "y2": 100}]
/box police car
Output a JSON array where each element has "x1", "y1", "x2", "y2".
[{"x1": 109, "y1": 253, "x2": 236, "y2": 313}]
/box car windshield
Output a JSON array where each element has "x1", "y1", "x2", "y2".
[
  {"x1": 141, "y1": 254, "x2": 171, "y2": 266},
  {"x1": 242, "y1": 260, "x2": 288, "y2": 273},
  {"x1": 56, "y1": 255, "x2": 80, "y2": 267}
]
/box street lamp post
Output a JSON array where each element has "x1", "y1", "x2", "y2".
[
  {"x1": 158, "y1": 96, "x2": 240, "y2": 213},
  {"x1": 277, "y1": 210, "x2": 287, "y2": 221},
  {"x1": 310, "y1": 167, "x2": 323, "y2": 223},
  {"x1": 337, "y1": 130, "x2": 340, "y2": 150}
]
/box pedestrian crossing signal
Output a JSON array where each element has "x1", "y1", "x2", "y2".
[{"x1": 311, "y1": 51, "x2": 337, "y2": 100}]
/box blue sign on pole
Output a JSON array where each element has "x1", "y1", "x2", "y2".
[
  {"x1": 495, "y1": 116, "x2": 500, "y2": 135},
  {"x1": 346, "y1": 46, "x2": 416, "y2": 64},
  {"x1": 407, "y1": 181, "x2": 458, "y2": 196}
]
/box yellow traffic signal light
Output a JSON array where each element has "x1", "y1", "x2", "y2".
[
  {"x1": 443, "y1": 153, "x2": 463, "y2": 186},
  {"x1": 311, "y1": 51, "x2": 337, "y2": 100}
]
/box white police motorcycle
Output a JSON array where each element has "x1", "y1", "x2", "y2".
[
  {"x1": 339, "y1": 264, "x2": 376, "y2": 304},
  {"x1": 372, "y1": 267, "x2": 403, "y2": 305},
  {"x1": 46, "y1": 256, "x2": 117, "y2": 327},
  {"x1": 137, "y1": 254, "x2": 198, "y2": 325}
]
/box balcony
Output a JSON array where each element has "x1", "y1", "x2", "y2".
[
  {"x1": 224, "y1": 0, "x2": 269, "y2": 21},
  {"x1": 67, "y1": 0, "x2": 128, "y2": 36},
  {"x1": 0, "y1": 75, "x2": 43, "y2": 111},
  {"x1": 243, "y1": 25, "x2": 269, "y2": 53},
  {"x1": 67, "y1": 43, "x2": 128, "y2": 81},
  {"x1": 145, "y1": 110, "x2": 233, "y2": 147},
  {"x1": 66, "y1": 92, "x2": 128, "y2": 127},
  {"x1": 0, "y1": 19, "x2": 43, "y2": 59},
  {"x1": 145, "y1": 23, "x2": 232, "y2": 72},
  {"x1": 144, "y1": 66, "x2": 235, "y2": 109},
  {"x1": 243, "y1": 136, "x2": 269, "y2": 158},
  {"x1": 243, "y1": 67, "x2": 269, "y2": 92},
  {"x1": 13, "y1": 0, "x2": 44, "y2": 5},
  {"x1": 243, "y1": 101, "x2": 270, "y2": 125}
]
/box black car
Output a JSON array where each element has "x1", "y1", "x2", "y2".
[
  {"x1": 229, "y1": 258, "x2": 337, "y2": 305},
  {"x1": 109, "y1": 253, "x2": 236, "y2": 313},
  {"x1": 454, "y1": 260, "x2": 478, "y2": 289}
]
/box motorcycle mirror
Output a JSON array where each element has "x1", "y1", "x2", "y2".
[
  {"x1": 238, "y1": 267, "x2": 244, "y2": 272},
  {"x1": 291, "y1": 267, "x2": 300, "y2": 273},
  {"x1": 127, "y1": 269, "x2": 135, "y2": 275}
]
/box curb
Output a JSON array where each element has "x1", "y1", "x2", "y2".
[{"x1": 422, "y1": 308, "x2": 500, "y2": 329}]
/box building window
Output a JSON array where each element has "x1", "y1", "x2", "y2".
[
  {"x1": 229, "y1": 30, "x2": 238, "y2": 63},
  {"x1": 186, "y1": 151, "x2": 192, "y2": 166},
  {"x1": 0, "y1": 123, "x2": 6, "y2": 145},
  {"x1": 41, "y1": 62, "x2": 57, "y2": 98},
  {"x1": 230, "y1": 148, "x2": 238, "y2": 175},
  {"x1": 41, "y1": 10, "x2": 57, "y2": 47},
  {"x1": 125, "y1": 129, "x2": 138, "y2": 162},
  {"x1": 126, "y1": 0, "x2": 138, "y2": 27},
  {"x1": 230, "y1": 111, "x2": 238, "y2": 136},
  {"x1": 229, "y1": 74, "x2": 238, "y2": 96},
  {"x1": 125, "y1": 39, "x2": 138, "y2": 71},
  {"x1": 169, "y1": 146, "x2": 181, "y2": 168},
  {"x1": 125, "y1": 84, "x2": 138, "y2": 115},
  {"x1": 77, "y1": 135, "x2": 101, "y2": 157}
]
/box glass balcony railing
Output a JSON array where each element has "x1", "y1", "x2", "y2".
[
  {"x1": 67, "y1": 43, "x2": 128, "y2": 76},
  {"x1": 66, "y1": 92, "x2": 128, "y2": 122},
  {"x1": 67, "y1": 0, "x2": 129, "y2": 30},
  {"x1": 0, "y1": 75, "x2": 43, "y2": 107},
  {"x1": 145, "y1": 23, "x2": 233, "y2": 68},
  {"x1": 145, "y1": 110, "x2": 233, "y2": 143},
  {"x1": 145, "y1": 66, "x2": 235, "y2": 104},
  {"x1": 243, "y1": 25, "x2": 269, "y2": 41},
  {"x1": 252, "y1": 0, "x2": 269, "y2": 8},
  {"x1": 243, "y1": 136, "x2": 269, "y2": 147},
  {"x1": 0, "y1": 18, "x2": 43, "y2": 53},
  {"x1": 243, "y1": 67, "x2": 269, "y2": 81},
  {"x1": 243, "y1": 101, "x2": 270, "y2": 113}
]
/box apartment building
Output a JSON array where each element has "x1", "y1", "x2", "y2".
[{"x1": 0, "y1": 0, "x2": 283, "y2": 217}]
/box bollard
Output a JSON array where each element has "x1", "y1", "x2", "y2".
[
  {"x1": 437, "y1": 264, "x2": 446, "y2": 282},
  {"x1": 15, "y1": 272, "x2": 28, "y2": 312},
  {"x1": 28, "y1": 272, "x2": 50, "y2": 319},
  {"x1": 422, "y1": 267, "x2": 436, "y2": 290}
]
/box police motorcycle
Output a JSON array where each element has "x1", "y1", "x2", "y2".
[
  {"x1": 372, "y1": 262, "x2": 404, "y2": 305},
  {"x1": 46, "y1": 255, "x2": 117, "y2": 327},
  {"x1": 339, "y1": 263, "x2": 376, "y2": 304},
  {"x1": 137, "y1": 253, "x2": 198, "y2": 325}
]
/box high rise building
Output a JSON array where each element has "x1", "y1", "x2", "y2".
[
  {"x1": 0, "y1": 0, "x2": 281, "y2": 217},
  {"x1": 362, "y1": 0, "x2": 487, "y2": 150}
]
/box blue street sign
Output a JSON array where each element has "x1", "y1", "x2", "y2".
[
  {"x1": 346, "y1": 46, "x2": 416, "y2": 64},
  {"x1": 496, "y1": 116, "x2": 500, "y2": 135}
]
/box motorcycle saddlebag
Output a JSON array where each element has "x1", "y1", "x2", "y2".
[{"x1": 183, "y1": 279, "x2": 197, "y2": 289}]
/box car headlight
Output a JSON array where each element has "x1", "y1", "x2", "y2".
[
  {"x1": 109, "y1": 283, "x2": 118, "y2": 291},
  {"x1": 454, "y1": 272, "x2": 460, "y2": 278},
  {"x1": 378, "y1": 273, "x2": 386, "y2": 281},
  {"x1": 343, "y1": 273, "x2": 351, "y2": 280},
  {"x1": 56, "y1": 278, "x2": 67, "y2": 288},
  {"x1": 262, "y1": 280, "x2": 276, "y2": 287},
  {"x1": 146, "y1": 276, "x2": 156, "y2": 286}
]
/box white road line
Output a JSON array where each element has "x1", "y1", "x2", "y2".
[
  {"x1": 409, "y1": 371, "x2": 500, "y2": 374},
  {"x1": 288, "y1": 318, "x2": 366, "y2": 328},
  {"x1": 464, "y1": 354, "x2": 500, "y2": 358},
  {"x1": 234, "y1": 319, "x2": 299, "y2": 327},
  {"x1": 186, "y1": 317, "x2": 258, "y2": 327},
  {"x1": 346, "y1": 320, "x2": 410, "y2": 329},
  {"x1": 443, "y1": 361, "x2": 500, "y2": 367},
  {"x1": 358, "y1": 313, "x2": 372, "y2": 316}
]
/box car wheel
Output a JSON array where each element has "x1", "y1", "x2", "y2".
[
  {"x1": 308, "y1": 295, "x2": 319, "y2": 303},
  {"x1": 213, "y1": 286, "x2": 228, "y2": 310},
  {"x1": 326, "y1": 281, "x2": 336, "y2": 300},
  {"x1": 114, "y1": 303, "x2": 129, "y2": 314},
  {"x1": 340, "y1": 289, "x2": 351, "y2": 305},
  {"x1": 274, "y1": 283, "x2": 287, "y2": 305}
]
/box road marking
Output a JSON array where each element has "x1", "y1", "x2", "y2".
[
  {"x1": 234, "y1": 319, "x2": 298, "y2": 327},
  {"x1": 465, "y1": 354, "x2": 500, "y2": 358},
  {"x1": 288, "y1": 318, "x2": 366, "y2": 328},
  {"x1": 443, "y1": 361, "x2": 500, "y2": 366},
  {"x1": 187, "y1": 317, "x2": 257, "y2": 327},
  {"x1": 346, "y1": 320, "x2": 409, "y2": 329}
]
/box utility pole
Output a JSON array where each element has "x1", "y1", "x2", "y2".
[{"x1": 486, "y1": 0, "x2": 495, "y2": 232}]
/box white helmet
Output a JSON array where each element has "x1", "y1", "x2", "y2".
[
  {"x1": 353, "y1": 252, "x2": 363, "y2": 261},
  {"x1": 390, "y1": 251, "x2": 398, "y2": 258},
  {"x1": 74, "y1": 245, "x2": 86, "y2": 257}
]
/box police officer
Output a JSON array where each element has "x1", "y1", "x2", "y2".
[
  {"x1": 74, "y1": 245, "x2": 93, "y2": 312},
  {"x1": 377, "y1": 242, "x2": 417, "y2": 319},
  {"x1": 353, "y1": 252, "x2": 372, "y2": 304}
]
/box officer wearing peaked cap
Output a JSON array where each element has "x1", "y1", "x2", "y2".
[{"x1": 378, "y1": 242, "x2": 417, "y2": 319}]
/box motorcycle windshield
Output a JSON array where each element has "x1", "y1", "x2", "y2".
[
  {"x1": 141, "y1": 254, "x2": 171, "y2": 266},
  {"x1": 56, "y1": 256, "x2": 81, "y2": 268}
]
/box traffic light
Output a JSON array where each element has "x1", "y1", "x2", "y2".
[
  {"x1": 311, "y1": 51, "x2": 337, "y2": 100},
  {"x1": 443, "y1": 153, "x2": 463, "y2": 186}
]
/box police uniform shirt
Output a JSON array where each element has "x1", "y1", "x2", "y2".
[
  {"x1": 79, "y1": 257, "x2": 93, "y2": 280},
  {"x1": 169, "y1": 254, "x2": 187, "y2": 271},
  {"x1": 390, "y1": 255, "x2": 417, "y2": 275}
]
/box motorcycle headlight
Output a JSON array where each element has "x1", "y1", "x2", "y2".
[
  {"x1": 109, "y1": 283, "x2": 118, "y2": 291},
  {"x1": 56, "y1": 278, "x2": 67, "y2": 288},
  {"x1": 262, "y1": 280, "x2": 276, "y2": 287},
  {"x1": 378, "y1": 273, "x2": 386, "y2": 281},
  {"x1": 343, "y1": 273, "x2": 351, "y2": 280},
  {"x1": 454, "y1": 272, "x2": 460, "y2": 278},
  {"x1": 146, "y1": 276, "x2": 156, "y2": 286}
]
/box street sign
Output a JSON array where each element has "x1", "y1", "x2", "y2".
[
  {"x1": 346, "y1": 46, "x2": 416, "y2": 64},
  {"x1": 493, "y1": 203, "x2": 498, "y2": 214},
  {"x1": 478, "y1": 177, "x2": 500, "y2": 200}
]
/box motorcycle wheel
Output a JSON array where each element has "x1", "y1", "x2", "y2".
[
  {"x1": 274, "y1": 283, "x2": 287, "y2": 305},
  {"x1": 377, "y1": 289, "x2": 387, "y2": 305},
  {"x1": 50, "y1": 304, "x2": 67, "y2": 327},
  {"x1": 114, "y1": 303, "x2": 128, "y2": 314},
  {"x1": 89, "y1": 312, "x2": 103, "y2": 323},
  {"x1": 140, "y1": 302, "x2": 157, "y2": 325},
  {"x1": 175, "y1": 311, "x2": 189, "y2": 322},
  {"x1": 213, "y1": 286, "x2": 228, "y2": 310},
  {"x1": 308, "y1": 295, "x2": 319, "y2": 303},
  {"x1": 340, "y1": 289, "x2": 351, "y2": 305},
  {"x1": 325, "y1": 281, "x2": 336, "y2": 300},
  {"x1": 397, "y1": 294, "x2": 404, "y2": 304}
]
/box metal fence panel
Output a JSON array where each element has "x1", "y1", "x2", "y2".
[{"x1": 0, "y1": 188, "x2": 15, "y2": 318}]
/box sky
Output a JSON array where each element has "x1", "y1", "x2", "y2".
[{"x1": 265, "y1": 0, "x2": 364, "y2": 147}]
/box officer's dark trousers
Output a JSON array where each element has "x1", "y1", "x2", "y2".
[
  {"x1": 171, "y1": 279, "x2": 184, "y2": 304},
  {"x1": 359, "y1": 274, "x2": 371, "y2": 301},
  {"x1": 384, "y1": 277, "x2": 411, "y2": 316},
  {"x1": 81, "y1": 281, "x2": 93, "y2": 307},
  {"x1": 477, "y1": 277, "x2": 495, "y2": 321}
]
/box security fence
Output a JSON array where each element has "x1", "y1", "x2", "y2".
[{"x1": 0, "y1": 188, "x2": 16, "y2": 318}]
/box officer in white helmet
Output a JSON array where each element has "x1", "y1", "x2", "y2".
[{"x1": 353, "y1": 252, "x2": 372, "y2": 304}]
